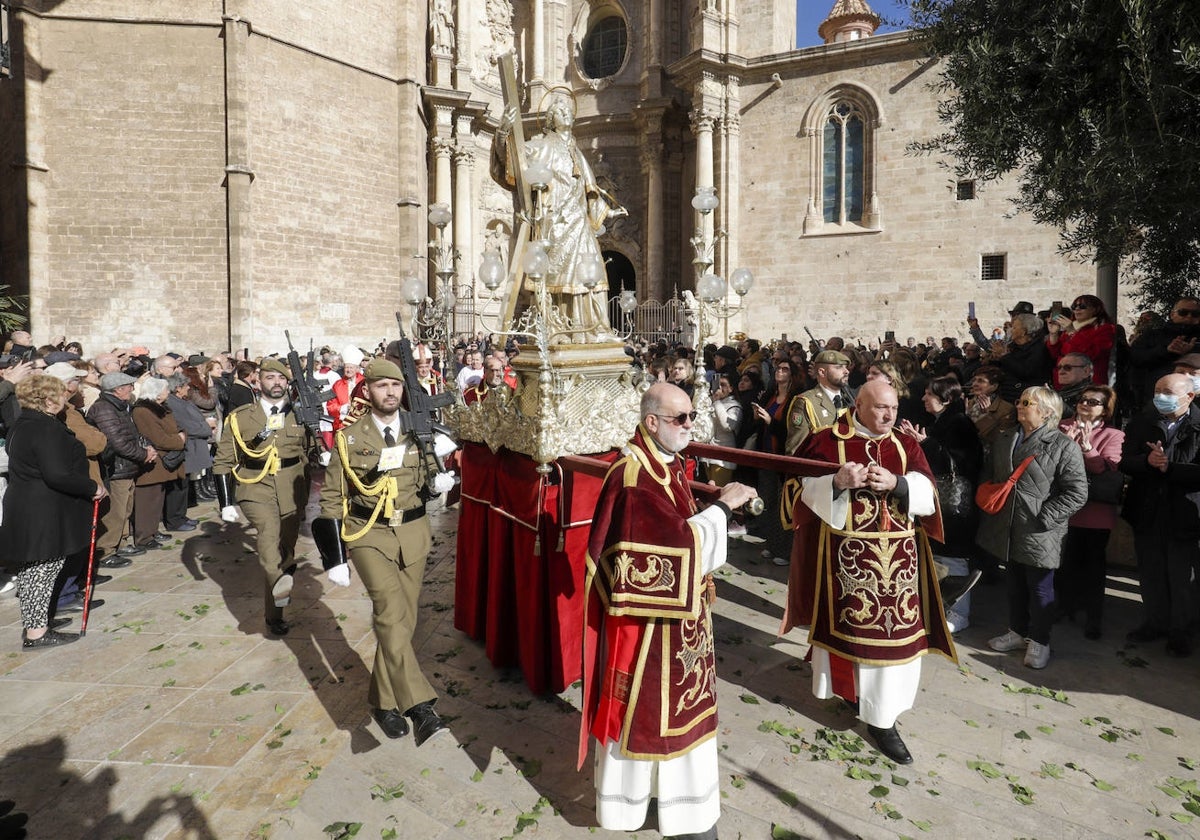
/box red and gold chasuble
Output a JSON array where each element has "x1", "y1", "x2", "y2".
[
  {"x1": 783, "y1": 416, "x2": 955, "y2": 667},
  {"x1": 579, "y1": 426, "x2": 718, "y2": 767}
]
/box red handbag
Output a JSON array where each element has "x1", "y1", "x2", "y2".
[{"x1": 975, "y1": 455, "x2": 1036, "y2": 514}]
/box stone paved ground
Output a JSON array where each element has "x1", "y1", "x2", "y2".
[{"x1": 1, "y1": 491, "x2": 1199, "y2": 840}]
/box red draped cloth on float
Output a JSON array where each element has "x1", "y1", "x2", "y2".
[{"x1": 454, "y1": 444, "x2": 614, "y2": 694}]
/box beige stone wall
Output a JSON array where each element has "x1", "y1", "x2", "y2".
[
  {"x1": 734, "y1": 36, "x2": 1098, "y2": 345},
  {"x1": 5, "y1": 2, "x2": 426, "y2": 356},
  {"x1": 37, "y1": 15, "x2": 227, "y2": 355}
]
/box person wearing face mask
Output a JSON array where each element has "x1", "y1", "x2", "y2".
[{"x1": 1119, "y1": 373, "x2": 1200, "y2": 657}]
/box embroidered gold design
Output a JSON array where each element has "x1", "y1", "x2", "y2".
[
  {"x1": 674, "y1": 615, "x2": 715, "y2": 714},
  {"x1": 614, "y1": 551, "x2": 677, "y2": 592},
  {"x1": 834, "y1": 535, "x2": 920, "y2": 637}
]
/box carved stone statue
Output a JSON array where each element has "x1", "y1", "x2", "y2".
[
  {"x1": 430, "y1": 0, "x2": 454, "y2": 55},
  {"x1": 490, "y1": 93, "x2": 627, "y2": 343}
]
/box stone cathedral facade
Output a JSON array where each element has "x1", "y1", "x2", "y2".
[{"x1": 0, "y1": 0, "x2": 1097, "y2": 355}]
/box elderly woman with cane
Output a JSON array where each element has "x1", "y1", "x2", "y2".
[{"x1": 1, "y1": 374, "x2": 106, "y2": 648}]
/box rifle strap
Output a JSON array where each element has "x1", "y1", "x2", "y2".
[
  {"x1": 334, "y1": 430, "x2": 399, "y2": 543},
  {"x1": 228, "y1": 413, "x2": 279, "y2": 484}
]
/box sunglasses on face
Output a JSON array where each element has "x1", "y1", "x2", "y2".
[
  {"x1": 655, "y1": 411, "x2": 698, "y2": 425},
  {"x1": 1077, "y1": 398, "x2": 1105, "y2": 407},
  {"x1": 1176, "y1": 309, "x2": 1200, "y2": 318},
  {"x1": 1070, "y1": 301, "x2": 1091, "y2": 310}
]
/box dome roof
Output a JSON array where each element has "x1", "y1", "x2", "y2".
[{"x1": 818, "y1": 0, "x2": 882, "y2": 44}]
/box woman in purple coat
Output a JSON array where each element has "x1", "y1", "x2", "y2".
[{"x1": 1056, "y1": 384, "x2": 1125, "y2": 639}]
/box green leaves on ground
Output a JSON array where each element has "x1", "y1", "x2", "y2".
[
  {"x1": 322, "y1": 823, "x2": 361, "y2": 839},
  {"x1": 368, "y1": 781, "x2": 404, "y2": 802},
  {"x1": 968, "y1": 759, "x2": 1034, "y2": 805},
  {"x1": 1001, "y1": 682, "x2": 1070, "y2": 704},
  {"x1": 230, "y1": 682, "x2": 266, "y2": 696}
]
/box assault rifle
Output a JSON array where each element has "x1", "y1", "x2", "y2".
[
  {"x1": 392, "y1": 313, "x2": 457, "y2": 498},
  {"x1": 284, "y1": 331, "x2": 335, "y2": 449},
  {"x1": 804, "y1": 326, "x2": 823, "y2": 352}
]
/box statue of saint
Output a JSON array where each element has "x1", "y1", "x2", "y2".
[
  {"x1": 490, "y1": 92, "x2": 627, "y2": 343},
  {"x1": 430, "y1": 0, "x2": 454, "y2": 54}
]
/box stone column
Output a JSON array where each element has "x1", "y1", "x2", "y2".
[
  {"x1": 452, "y1": 123, "x2": 475, "y2": 302},
  {"x1": 430, "y1": 137, "x2": 454, "y2": 225},
  {"x1": 640, "y1": 143, "x2": 664, "y2": 301},
  {"x1": 690, "y1": 106, "x2": 716, "y2": 275},
  {"x1": 531, "y1": 0, "x2": 544, "y2": 82},
  {"x1": 222, "y1": 15, "x2": 255, "y2": 354}
]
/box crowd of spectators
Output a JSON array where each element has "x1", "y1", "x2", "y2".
[{"x1": 3, "y1": 294, "x2": 1200, "y2": 660}]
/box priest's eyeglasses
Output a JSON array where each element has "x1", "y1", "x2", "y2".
[{"x1": 655, "y1": 411, "x2": 698, "y2": 425}]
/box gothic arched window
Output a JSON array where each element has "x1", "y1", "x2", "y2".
[
  {"x1": 822, "y1": 102, "x2": 865, "y2": 224},
  {"x1": 802, "y1": 84, "x2": 883, "y2": 235}
]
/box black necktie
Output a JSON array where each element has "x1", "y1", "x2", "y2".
[
  {"x1": 833, "y1": 395, "x2": 844, "y2": 410},
  {"x1": 383, "y1": 427, "x2": 396, "y2": 447},
  {"x1": 270, "y1": 406, "x2": 280, "y2": 415}
]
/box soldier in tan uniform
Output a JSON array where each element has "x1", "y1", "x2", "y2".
[
  {"x1": 312, "y1": 358, "x2": 450, "y2": 746},
  {"x1": 213, "y1": 358, "x2": 316, "y2": 636}
]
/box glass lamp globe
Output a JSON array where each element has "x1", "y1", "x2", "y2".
[
  {"x1": 729, "y1": 267, "x2": 755, "y2": 296},
  {"x1": 428, "y1": 203, "x2": 452, "y2": 228},
  {"x1": 478, "y1": 250, "x2": 506, "y2": 291},
  {"x1": 525, "y1": 159, "x2": 553, "y2": 190},
  {"x1": 577, "y1": 253, "x2": 604, "y2": 289},
  {"x1": 401, "y1": 275, "x2": 426, "y2": 306},
  {"x1": 691, "y1": 186, "x2": 719, "y2": 214},
  {"x1": 618, "y1": 289, "x2": 637, "y2": 313},
  {"x1": 523, "y1": 240, "x2": 551, "y2": 278},
  {"x1": 697, "y1": 272, "x2": 726, "y2": 303}
]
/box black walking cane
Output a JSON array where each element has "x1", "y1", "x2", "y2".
[{"x1": 80, "y1": 498, "x2": 100, "y2": 636}]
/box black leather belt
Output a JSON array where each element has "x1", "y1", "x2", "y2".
[
  {"x1": 243, "y1": 456, "x2": 301, "y2": 469},
  {"x1": 349, "y1": 502, "x2": 426, "y2": 524}
]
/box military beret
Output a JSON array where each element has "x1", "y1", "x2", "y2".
[
  {"x1": 364, "y1": 358, "x2": 405, "y2": 382},
  {"x1": 813, "y1": 350, "x2": 851, "y2": 366},
  {"x1": 259, "y1": 358, "x2": 291, "y2": 379}
]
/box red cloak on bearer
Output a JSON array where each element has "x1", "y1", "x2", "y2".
[
  {"x1": 579, "y1": 425, "x2": 717, "y2": 768},
  {"x1": 782, "y1": 414, "x2": 956, "y2": 675}
]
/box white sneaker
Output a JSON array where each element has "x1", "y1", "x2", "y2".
[
  {"x1": 1024, "y1": 641, "x2": 1050, "y2": 669},
  {"x1": 988, "y1": 629, "x2": 1027, "y2": 652},
  {"x1": 946, "y1": 611, "x2": 969, "y2": 634}
]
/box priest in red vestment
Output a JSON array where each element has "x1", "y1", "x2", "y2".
[
  {"x1": 581, "y1": 383, "x2": 757, "y2": 839},
  {"x1": 782, "y1": 379, "x2": 956, "y2": 765}
]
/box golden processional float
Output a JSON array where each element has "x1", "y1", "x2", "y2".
[{"x1": 427, "y1": 53, "x2": 763, "y2": 694}]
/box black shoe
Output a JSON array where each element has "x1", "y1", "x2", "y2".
[
  {"x1": 153, "y1": 533, "x2": 173, "y2": 545},
  {"x1": 272, "y1": 565, "x2": 298, "y2": 608},
  {"x1": 167, "y1": 522, "x2": 197, "y2": 532},
  {"x1": 372, "y1": 708, "x2": 410, "y2": 739},
  {"x1": 99, "y1": 554, "x2": 133, "y2": 568},
  {"x1": 266, "y1": 618, "x2": 290, "y2": 637},
  {"x1": 939, "y1": 570, "x2": 982, "y2": 614},
  {"x1": 867, "y1": 724, "x2": 913, "y2": 765},
  {"x1": 1166, "y1": 633, "x2": 1192, "y2": 658},
  {"x1": 50, "y1": 617, "x2": 73, "y2": 630},
  {"x1": 116, "y1": 545, "x2": 146, "y2": 557},
  {"x1": 91, "y1": 574, "x2": 113, "y2": 585},
  {"x1": 136, "y1": 541, "x2": 165, "y2": 552},
  {"x1": 59, "y1": 598, "x2": 104, "y2": 614},
  {"x1": 22, "y1": 629, "x2": 80, "y2": 649},
  {"x1": 406, "y1": 701, "x2": 448, "y2": 747},
  {"x1": 1127, "y1": 624, "x2": 1167, "y2": 644}
]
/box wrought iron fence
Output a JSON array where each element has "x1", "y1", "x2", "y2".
[{"x1": 608, "y1": 297, "x2": 686, "y2": 346}]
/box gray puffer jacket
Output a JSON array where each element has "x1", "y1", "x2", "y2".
[{"x1": 975, "y1": 423, "x2": 1087, "y2": 569}]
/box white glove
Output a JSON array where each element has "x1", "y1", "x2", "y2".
[
  {"x1": 327, "y1": 564, "x2": 351, "y2": 587},
  {"x1": 317, "y1": 451, "x2": 332, "y2": 467},
  {"x1": 220, "y1": 505, "x2": 239, "y2": 523},
  {"x1": 433, "y1": 433, "x2": 458, "y2": 458},
  {"x1": 431, "y1": 472, "x2": 456, "y2": 495}
]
